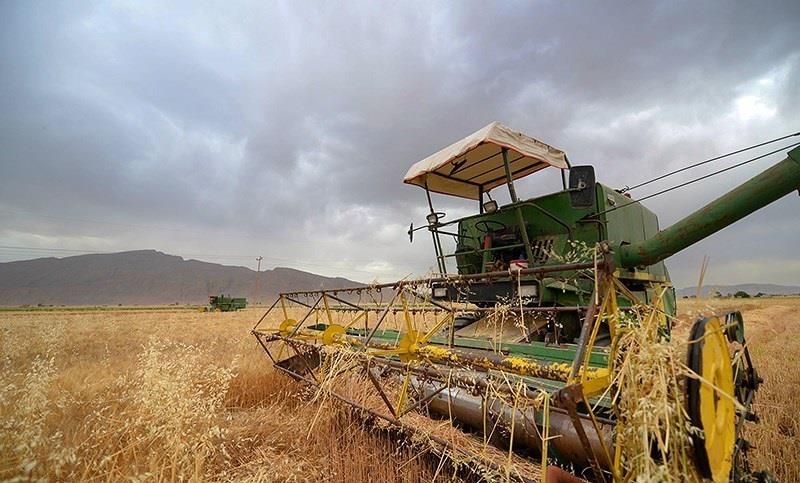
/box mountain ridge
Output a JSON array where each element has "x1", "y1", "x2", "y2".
[
  {"x1": 2, "y1": 250, "x2": 796, "y2": 305},
  {"x1": 676, "y1": 283, "x2": 800, "y2": 298},
  {"x1": 0, "y1": 250, "x2": 362, "y2": 305}
]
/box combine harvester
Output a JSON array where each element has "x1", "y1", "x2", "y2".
[
  {"x1": 253, "y1": 123, "x2": 799, "y2": 482},
  {"x1": 205, "y1": 294, "x2": 247, "y2": 312}
]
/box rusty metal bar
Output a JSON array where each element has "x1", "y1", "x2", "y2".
[
  {"x1": 569, "y1": 257, "x2": 613, "y2": 381},
  {"x1": 404, "y1": 286, "x2": 456, "y2": 312},
  {"x1": 397, "y1": 381, "x2": 448, "y2": 418},
  {"x1": 252, "y1": 331, "x2": 278, "y2": 364},
  {"x1": 252, "y1": 297, "x2": 281, "y2": 331},
  {"x1": 280, "y1": 261, "x2": 599, "y2": 297},
  {"x1": 555, "y1": 384, "x2": 608, "y2": 482},
  {"x1": 364, "y1": 288, "x2": 402, "y2": 345},
  {"x1": 284, "y1": 295, "x2": 315, "y2": 308},
  {"x1": 267, "y1": 304, "x2": 590, "y2": 316},
  {"x1": 287, "y1": 295, "x2": 322, "y2": 338},
  {"x1": 325, "y1": 292, "x2": 369, "y2": 312},
  {"x1": 366, "y1": 363, "x2": 398, "y2": 418},
  {"x1": 284, "y1": 339, "x2": 319, "y2": 383},
  {"x1": 581, "y1": 391, "x2": 618, "y2": 481}
]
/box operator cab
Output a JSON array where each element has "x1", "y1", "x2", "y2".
[
  {"x1": 404, "y1": 121, "x2": 577, "y2": 279},
  {"x1": 404, "y1": 122, "x2": 673, "y2": 342}
]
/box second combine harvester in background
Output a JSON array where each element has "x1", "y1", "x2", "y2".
[
  {"x1": 253, "y1": 122, "x2": 800, "y2": 482},
  {"x1": 205, "y1": 294, "x2": 247, "y2": 312}
]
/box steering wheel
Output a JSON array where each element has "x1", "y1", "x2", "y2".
[{"x1": 474, "y1": 220, "x2": 508, "y2": 234}]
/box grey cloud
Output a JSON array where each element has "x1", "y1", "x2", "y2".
[{"x1": 1, "y1": 0, "x2": 798, "y2": 286}]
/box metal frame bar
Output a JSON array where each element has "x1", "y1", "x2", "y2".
[
  {"x1": 424, "y1": 182, "x2": 447, "y2": 274},
  {"x1": 482, "y1": 160, "x2": 548, "y2": 188},
  {"x1": 502, "y1": 148, "x2": 536, "y2": 263},
  {"x1": 287, "y1": 295, "x2": 323, "y2": 338},
  {"x1": 252, "y1": 296, "x2": 281, "y2": 331},
  {"x1": 364, "y1": 287, "x2": 402, "y2": 345},
  {"x1": 555, "y1": 384, "x2": 609, "y2": 483},
  {"x1": 449, "y1": 148, "x2": 511, "y2": 178},
  {"x1": 465, "y1": 153, "x2": 527, "y2": 182},
  {"x1": 277, "y1": 261, "x2": 598, "y2": 297}
]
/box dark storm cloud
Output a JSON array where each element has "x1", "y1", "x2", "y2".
[{"x1": 1, "y1": 1, "x2": 798, "y2": 285}]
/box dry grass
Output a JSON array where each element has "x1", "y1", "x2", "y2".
[
  {"x1": 0, "y1": 308, "x2": 460, "y2": 482},
  {"x1": 1, "y1": 297, "x2": 798, "y2": 481},
  {"x1": 612, "y1": 300, "x2": 696, "y2": 482}
]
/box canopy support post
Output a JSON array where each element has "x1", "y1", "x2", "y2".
[
  {"x1": 502, "y1": 148, "x2": 519, "y2": 203},
  {"x1": 425, "y1": 182, "x2": 447, "y2": 274},
  {"x1": 503, "y1": 148, "x2": 535, "y2": 263}
]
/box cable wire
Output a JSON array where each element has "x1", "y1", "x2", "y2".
[
  {"x1": 619, "y1": 131, "x2": 800, "y2": 193},
  {"x1": 598, "y1": 140, "x2": 800, "y2": 217}
]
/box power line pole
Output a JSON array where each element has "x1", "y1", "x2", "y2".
[
  {"x1": 696, "y1": 255, "x2": 710, "y2": 299},
  {"x1": 254, "y1": 256, "x2": 263, "y2": 304}
]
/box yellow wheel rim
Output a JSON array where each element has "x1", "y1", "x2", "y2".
[
  {"x1": 322, "y1": 324, "x2": 346, "y2": 345},
  {"x1": 687, "y1": 316, "x2": 736, "y2": 482},
  {"x1": 279, "y1": 318, "x2": 297, "y2": 336}
]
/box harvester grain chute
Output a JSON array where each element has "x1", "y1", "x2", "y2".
[{"x1": 252, "y1": 122, "x2": 799, "y2": 482}]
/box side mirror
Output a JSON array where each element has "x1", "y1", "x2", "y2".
[
  {"x1": 568, "y1": 165, "x2": 596, "y2": 208},
  {"x1": 408, "y1": 222, "x2": 414, "y2": 243}
]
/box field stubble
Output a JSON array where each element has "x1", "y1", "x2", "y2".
[{"x1": 1, "y1": 298, "x2": 798, "y2": 482}]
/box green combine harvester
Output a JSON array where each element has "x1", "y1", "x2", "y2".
[
  {"x1": 253, "y1": 122, "x2": 799, "y2": 482},
  {"x1": 206, "y1": 294, "x2": 247, "y2": 312}
]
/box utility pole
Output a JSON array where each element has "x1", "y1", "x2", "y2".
[
  {"x1": 254, "y1": 256, "x2": 263, "y2": 305},
  {"x1": 696, "y1": 255, "x2": 710, "y2": 299}
]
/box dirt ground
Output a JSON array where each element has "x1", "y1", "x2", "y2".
[{"x1": 1, "y1": 297, "x2": 798, "y2": 481}]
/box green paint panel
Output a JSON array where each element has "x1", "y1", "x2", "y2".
[
  {"x1": 454, "y1": 190, "x2": 599, "y2": 275},
  {"x1": 304, "y1": 323, "x2": 608, "y2": 367},
  {"x1": 302, "y1": 323, "x2": 612, "y2": 408},
  {"x1": 208, "y1": 294, "x2": 247, "y2": 311},
  {"x1": 619, "y1": 152, "x2": 800, "y2": 268}
]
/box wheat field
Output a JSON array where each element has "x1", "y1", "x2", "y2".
[{"x1": 1, "y1": 297, "x2": 798, "y2": 482}]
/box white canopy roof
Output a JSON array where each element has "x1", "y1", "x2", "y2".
[{"x1": 403, "y1": 122, "x2": 568, "y2": 200}]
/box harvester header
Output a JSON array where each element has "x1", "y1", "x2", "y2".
[{"x1": 253, "y1": 122, "x2": 798, "y2": 482}]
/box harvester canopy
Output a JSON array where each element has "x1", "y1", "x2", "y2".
[{"x1": 403, "y1": 121, "x2": 569, "y2": 199}]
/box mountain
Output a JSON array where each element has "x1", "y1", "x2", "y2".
[
  {"x1": 676, "y1": 283, "x2": 800, "y2": 298},
  {"x1": 0, "y1": 250, "x2": 362, "y2": 306}
]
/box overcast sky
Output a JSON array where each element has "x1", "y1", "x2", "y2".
[{"x1": 1, "y1": 1, "x2": 798, "y2": 288}]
